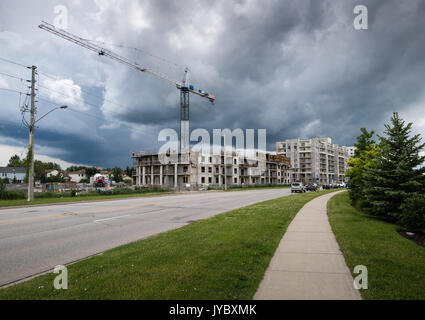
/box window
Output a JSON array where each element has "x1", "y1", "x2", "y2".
[
  {"x1": 201, "y1": 167, "x2": 205, "y2": 173},
  {"x1": 234, "y1": 168, "x2": 237, "y2": 174},
  {"x1": 234, "y1": 159, "x2": 237, "y2": 165},
  {"x1": 209, "y1": 157, "x2": 212, "y2": 163},
  {"x1": 201, "y1": 156, "x2": 205, "y2": 162},
  {"x1": 201, "y1": 177, "x2": 205, "y2": 183},
  {"x1": 234, "y1": 178, "x2": 238, "y2": 184},
  {"x1": 216, "y1": 167, "x2": 219, "y2": 173},
  {"x1": 208, "y1": 167, "x2": 212, "y2": 173},
  {"x1": 216, "y1": 177, "x2": 219, "y2": 184},
  {"x1": 208, "y1": 177, "x2": 212, "y2": 183}
]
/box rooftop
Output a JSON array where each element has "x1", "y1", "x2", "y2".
[{"x1": 0, "y1": 167, "x2": 26, "y2": 174}]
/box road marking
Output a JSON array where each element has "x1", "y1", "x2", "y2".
[
  {"x1": 93, "y1": 214, "x2": 132, "y2": 223},
  {"x1": 0, "y1": 192, "x2": 252, "y2": 226}
]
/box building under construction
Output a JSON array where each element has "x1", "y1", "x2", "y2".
[{"x1": 131, "y1": 151, "x2": 291, "y2": 190}]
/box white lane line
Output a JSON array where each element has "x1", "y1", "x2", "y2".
[{"x1": 93, "y1": 214, "x2": 132, "y2": 223}]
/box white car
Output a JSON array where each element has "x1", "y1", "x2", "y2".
[{"x1": 291, "y1": 182, "x2": 306, "y2": 193}]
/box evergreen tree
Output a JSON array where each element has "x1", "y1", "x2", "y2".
[{"x1": 364, "y1": 112, "x2": 425, "y2": 220}]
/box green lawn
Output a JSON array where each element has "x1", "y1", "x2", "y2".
[
  {"x1": 225, "y1": 184, "x2": 291, "y2": 191},
  {"x1": 0, "y1": 192, "x2": 171, "y2": 208},
  {"x1": 0, "y1": 190, "x2": 334, "y2": 300},
  {"x1": 327, "y1": 192, "x2": 425, "y2": 300}
]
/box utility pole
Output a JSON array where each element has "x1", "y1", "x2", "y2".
[{"x1": 27, "y1": 65, "x2": 36, "y2": 202}]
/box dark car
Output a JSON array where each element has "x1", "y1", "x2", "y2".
[{"x1": 306, "y1": 183, "x2": 318, "y2": 191}]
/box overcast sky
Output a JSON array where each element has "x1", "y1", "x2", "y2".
[{"x1": 1, "y1": 0, "x2": 425, "y2": 168}]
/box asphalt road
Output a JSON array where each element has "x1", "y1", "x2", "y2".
[{"x1": 0, "y1": 188, "x2": 291, "y2": 287}]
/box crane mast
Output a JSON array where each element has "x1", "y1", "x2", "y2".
[
  {"x1": 38, "y1": 21, "x2": 215, "y2": 154},
  {"x1": 180, "y1": 68, "x2": 190, "y2": 154}
]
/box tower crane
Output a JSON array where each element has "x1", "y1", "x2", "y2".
[{"x1": 38, "y1": 21, "x2": 215, "y2": 154}]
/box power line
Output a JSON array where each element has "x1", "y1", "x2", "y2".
[
  {"x1": 0, "y1": 60, "x2": 161, "y2": 144},
  {"x1": 0, "y1": 57, "x2": 31, "y2": 69},
  {"x1": 38, "y1": 84, "x2": 99, "y2": 109},
  {"x1": 0, "y1": 71, "x2": 29, "y2": 82},
  {"x1": 0, "y1": 87, "x2": 29, "y2": 95},
  {"x1": 37, "y1": 82, "x2": 142, "y2": 121},
  {"x1": 37, "y1": 70, "x2": 105, "y2": 101},
  {"x1": 37, "y1": 95, "x2": 104, "y2": 121},
  {"x1": 0, "y1": 57, "x2": 128, "y2": 114},
  {"x1": 37, "y1": 70, "x2": 131, "y2": 113},
  {"x1": 37, "y1": 95, "x2": 158, "y2": 140}
]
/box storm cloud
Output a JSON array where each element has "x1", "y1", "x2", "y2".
[{"x1": 0, "y1": 0, "x2": 425, "y2": 168}]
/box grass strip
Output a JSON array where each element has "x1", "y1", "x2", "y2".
[
  {"x1": 0, "y1": 192, "x2": 171, "y2": 208},
  {"x1": 0, "y1": 190, "x2": 334, "y2": 299},
  {"x1": 327, "y1": 192, "x2": 425, "y2": 300}
]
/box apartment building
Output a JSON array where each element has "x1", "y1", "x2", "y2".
[
  {"x1": 276, "y1": 137, "x2": 353, "y2": 184},
  {"x1": 131, "y1": 151, "x2": 291, "y2": 189},
  {"x1": 346, "y1": 146, "x2": 356, "y2": 158}
]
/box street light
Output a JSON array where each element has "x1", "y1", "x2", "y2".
[
  {"x1": 34, "y1": 105, "x2": 68, "y2": 124},
  {"x1": 27, "y1": 105, "x2": 68, "y2": 202}
]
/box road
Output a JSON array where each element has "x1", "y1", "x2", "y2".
[{"x1": 0, "y1": 188, "x2": 291, "y2": 287}]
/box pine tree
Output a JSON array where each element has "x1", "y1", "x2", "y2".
[{"x1": 364, "y1": 112, "x2": 425, "y2": 220}]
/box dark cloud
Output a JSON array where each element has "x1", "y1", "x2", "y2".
[{"x1": 1, "y1": 0, "x2": 425, "y2": 167}]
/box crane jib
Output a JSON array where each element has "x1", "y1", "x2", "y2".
[{"x1": 39, "y1": 21, "x2": 215, "y2": 104}]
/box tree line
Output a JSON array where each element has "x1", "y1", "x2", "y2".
[
  {"x1": 4, "y1": 154, "x2": 134, "y2": 184},
  {"x1": 346, "y1": 112, "x2": 425, "y2": 232}
]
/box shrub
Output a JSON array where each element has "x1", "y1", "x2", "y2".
[
  {"x1": 0, "y1": 190, "x2": 26, "y2": 200},
  {"x1": 35, "y1": 192, "x2": 60, "y2": 199},
  {"x1": 400, "y1": 194, "x2": 425, "y2": 233},
  {"x1": 98, "y1": 189, "x2": 113, "y2": 195},
  {"x1": 148, "y1": 185, "x2": 166, "y2": 193},
  {"x1": 112, "y1": 187, "x2": 134, "y2": 195}
]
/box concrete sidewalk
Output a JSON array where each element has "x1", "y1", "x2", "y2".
[{"x1": 254, "y1": 191, "x2": 362, "y2": 300}]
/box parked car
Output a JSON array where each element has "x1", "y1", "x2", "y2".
[
  {"x1": 306, "y1": 183, "x2": 318, "y2": 191},
  {"x1": 291, "y1": 182, "x2": 306, "y2": 193}
]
